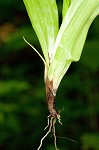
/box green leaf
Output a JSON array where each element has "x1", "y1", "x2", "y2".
[
  {"x1": 48, "y1": 0, "x2": 99, "y2": 89},
  {"x1": 62, "y1": 0, "x2": 71, "y2": 19},
  {"x1": 23, "y1": 0, "x2": 99, "y2": 90},
  {"x1": 23, "y1": 0, "x2": 58, "y2": 66}
]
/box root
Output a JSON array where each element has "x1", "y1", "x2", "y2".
[
  {"x1": 37, "y1": 78, "x2": 63, "y2": 150},
  {"x1": 57, "y1": 114, "x2": 62, "y2": 125},
  {"x1": 37, "y1": 116, "x2": 53, "y2": 150},
  {"x1": 52, "y1": 118, "x2": 59, "y2": 150},
  {"x1": 37, "y1": 115, "x2": 62, "y2": 150},
  {"x1": 56, "y1": 136, "x2": 78, "y2": 143},
  {"x1": 44, "y1": 115, "x2": 51, "y2": 130}
]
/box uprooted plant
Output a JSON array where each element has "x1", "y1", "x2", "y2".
[{"x1": 23, "y1": 0, "x2": 99, "y2": 149}]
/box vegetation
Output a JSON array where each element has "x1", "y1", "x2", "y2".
[{"x1": 0, "y1": 0, "x2": 99, "y2": 150}]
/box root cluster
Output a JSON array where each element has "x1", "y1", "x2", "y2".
[
  {"x1": 37, "y1": 79, "x2": 62, "y2": 150},
  {"x1": 37, "y1": 114, "x2": 62, "y2": 150}
]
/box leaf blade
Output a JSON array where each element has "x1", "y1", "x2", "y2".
[
  {"x1": 23, "y1": 0, "x2": 58, "y2": 65},
  {"x1": 62, "y1": 0, "x2": 71, "y2": 19},
  {"x1": 48, "y1": 0, "x2": 99, "y2": 89}
]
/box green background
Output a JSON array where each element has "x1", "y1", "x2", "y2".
[{"x1": 0, "y1": 1, "x2": 99, "y2": 150}]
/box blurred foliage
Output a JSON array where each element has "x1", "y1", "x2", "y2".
[{"x1": 0, "y1": 0, "x2": 99, "y2": 150}]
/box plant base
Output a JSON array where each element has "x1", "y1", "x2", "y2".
[{"x1": 37, "y1": 78, "x2": 62, "y2": 150}]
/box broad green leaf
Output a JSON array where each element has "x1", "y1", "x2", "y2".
[
  {"x1": 23, "y1": 0, "x2": 58, "y2": 66},
  {"x1": 62, "y1": 0, "x2": 71, "y2": 19},
  {"x1": 48, "y1": 0, "x2": 99, "y2": 89}
]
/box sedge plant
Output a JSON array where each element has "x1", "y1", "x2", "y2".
[{"x1": 23, "y1": 0, "x2": 99, "y2": 149}]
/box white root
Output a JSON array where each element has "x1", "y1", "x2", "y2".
[
  {"x1": 44, "y1": 115, "x2": 51, "y2": 130},
  {"x1": 53, "y1": 118, "x2": 59, "y2": 150},
  {"x1": 37, "y1": 117, "x2": 53, "y2": 150},
  {"x1": 37, "y1": 115, "x2": 62, "y2": 150}
]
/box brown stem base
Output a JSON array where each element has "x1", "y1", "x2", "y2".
[
  {"x1": 45, "y1": 78, "x2": 59, "y2": 118},
  {"x1": 37, "y1": 78, "x2": 62, "y2": 150}
]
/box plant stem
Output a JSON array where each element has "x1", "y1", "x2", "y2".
[{"x1": 45, "y1": 78, "x2": 59, "y2": 118}]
